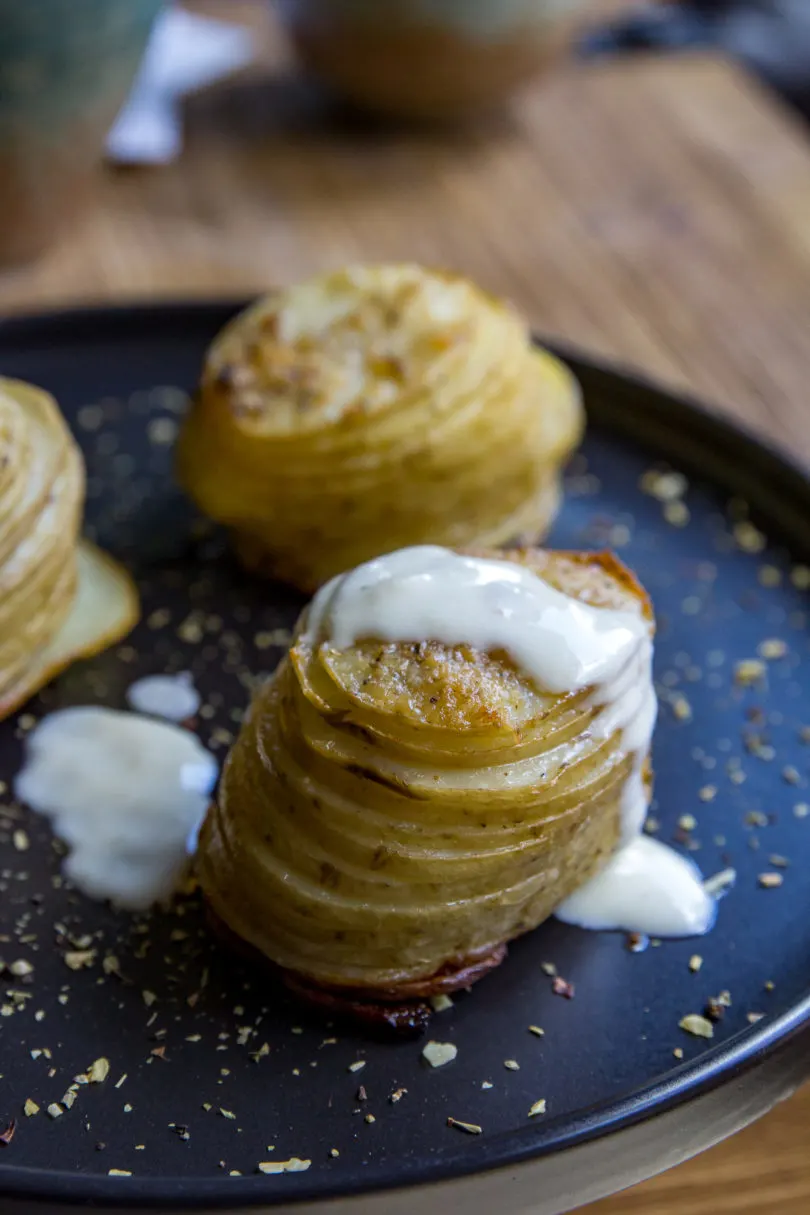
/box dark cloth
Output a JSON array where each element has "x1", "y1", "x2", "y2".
[{"x1": 578, "y1": 2, "x2": 810, "y2": 122}]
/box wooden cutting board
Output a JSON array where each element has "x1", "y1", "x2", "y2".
[{"x1": 0, "y1": 3, "x2": 809, "y2": 1210}]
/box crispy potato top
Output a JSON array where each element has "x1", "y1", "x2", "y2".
[{"x1": 201, "y1": 264, "x2": 524, "y2": 435}]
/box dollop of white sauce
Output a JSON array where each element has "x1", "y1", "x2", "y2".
[
  {"x1": 555, "y1": 836, "x2": 716, "y2": 937},
  {"x1": 307, "y1": 544, "x2": 716, "y2": 941},
  {"x1": 14, "y1": 707, "x2": 217, "y2": 910},
  {"x1": 306, "y1": 546, "x2": 648, "y2": 695},
  {"x1": 126, "y1": 672, "x2": 201, "y2": 722}
]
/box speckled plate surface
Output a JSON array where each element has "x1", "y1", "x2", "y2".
[{"x1": 0, "y1": 304, "x2": 809, "y2": 1215}]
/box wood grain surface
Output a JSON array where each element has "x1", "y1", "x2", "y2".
[{"x1": 1, "y1": 2, "x2": 809, "y2": 1210}]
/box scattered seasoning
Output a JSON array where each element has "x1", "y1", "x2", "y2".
[
  {"x1": 356, "y1": 1085, "x2": 367, "y2": 1103},
  {"x1": 734, "y1": 660, "x2": 766, "y2": 686},
  {"x1": 664, "y1": 501, "x2": 689, "y2": 527},
  {"x1": 9, "y1": 959, "x2": 33, "y2": 977},
  {"x1": 389, "y1": 1088, "x2": 407, "y2": 1104},
  {"x1": 698, "y1": 785, "x2": 717, "y2": 803},
  {"x1": 503, "y1": 1060, "x2": 520, "y2": 1071},
  {"x1": 671, "y1": 695, "x2": 693, "y2": 722},
  {"x1": 422, "y1": 1041, "x2": 457, "y2": 1068},
  {"x1": 678, "y1": 814, "x2": 697, "y2": 832},
  {"x1": 47, "y1": 1104, "x2": 63, "y2": 1119},
  {"x1": 704, "y1": 998, "x2": 725, "y2": 1022},
  {"x1": 481, "y1": 1081, "x2": 493, "y2": 1090},
  {"x1": 705, "y1": 992, "x2": 732, "y2": 1022},
  {"x1": 679, "y1": 1014, "x2": 714, "y2": 1039},
  {"x1": 0, "y1": 1122, "x2": 15, "y2": 1145},
  {"x1": 540, "y1": 962, "x2": 557, "y2": 977},
  {"x1": 87, "y1": 1058, "x2": 110, "y2": 1084},
  {"x1": 430, "y1": 994, "x2": 453, "y2": 1013},
  {"x1": 768, "y1": 854, "x2": 789, "y2": 868},
  {"x1": 758, "y1": 639, "x2": 787, "y2": 660},
  {"x1": 12, "y1": 831, "x2": 29, "y2": 852},
  {"x1": 108, "y1": 1170, "x2": 132, "y2": 1177},
  {"x1": 330, "y1": 1149, "x2": 340, "y2": 1158},
  {"x1": 218, "y1": 1109, "x2": 236, "y2": 1120},
  {"x1": 64, "y1": 950, "x2": 95, "y2": 971},
  {"x1": 528, "y1": 1100, "x2": 547, "y2": 1118},
  {"x1": 446, "y1": 1118, "x2": 482, "y2": 1135},
  {"x1": 782, "y1": 766, "x2": 801, "y2": 786},
  {"x1": 23, "y1": 1100, "x2": 39, "y2": 1118},
  {"x1": 364, "y1": 1114, "x2": 376, "y2": 1124},
  {"x1": 348, "y1": 1061, "x2": 366, "y2": 1073},
  {"x1": 794, "y1": 803, "x2": 809, "y2": 819},
  {"x1": 528, "y1": 1026, "x2": 545, "y2": 1037},
  {"x1": 639, "y1": 469, "x2": 687, "y2": 502},
  {"x1": 745, "y1": 811, "x2": 769, "y2": 828},
  {"x1": 673, "y1": 1048, "x2": 684, "y2": 1060},
  {"x1": 688, "y1": 955, "x2": 703, "y2": 973},
  {"x1": 258, "y1": 1158, "x2": 311, "y2": 1174},
  {"x1": 747, "y1": 1012, "x2": 766, "y2": 1024},
  {"x1": 733, "y1": 521, "x2": 765, "y2": 553},
  {"x1": 551, "y1": 976, "x2": 575, "y2": 1000},
  {"x1": 142, "y1": 990, "x2": 157, "y2": 1007},
  {"x1": 758, "y1": 872, "x2": 784, "y2": 888}
]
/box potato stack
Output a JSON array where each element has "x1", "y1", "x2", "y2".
[
  {"x1": 198, "y1": 547, "x2": 653, "y2": 1000},
  {"x1": 177, "y1": 264, "x2": 583, "y2": 592},
  {"x1": 0, "y1": 378, "x2": 138, "y2": 720}
]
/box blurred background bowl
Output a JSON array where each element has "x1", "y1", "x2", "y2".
[
  {"x1": 0, "y1": 0, "x2": 164, "y2": 266},
  {"x1": 279, "y1": 0, "x2": 596, "y2": 121}
]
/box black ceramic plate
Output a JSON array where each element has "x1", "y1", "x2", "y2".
[{"x1": 0, "y1": 303, "x2": 809, "y2": 1215}]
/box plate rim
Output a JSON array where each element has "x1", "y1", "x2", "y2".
[{"x1": 0, "y1": 299, "x2": 808, "y2": 1210}]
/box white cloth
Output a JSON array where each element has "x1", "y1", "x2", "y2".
[{"x1": 106, "y1": 5, "x2": 255, "y2": 165}]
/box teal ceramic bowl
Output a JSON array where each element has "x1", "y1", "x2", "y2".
[{"x1": 0, "y1": 0, "x2": 164, "y2": 264}]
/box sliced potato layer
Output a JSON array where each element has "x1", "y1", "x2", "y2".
[
  {"x1": 0, "y1": 378, "x2": 139, "y2": 721},
  {"x1": 198, "y1": 547, "x2": 653, "y2": 997},
  {"x1": 177, "y1": 265, "x2": 584, "y2": 591}
]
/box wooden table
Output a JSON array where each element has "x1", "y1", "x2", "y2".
[{"x1": 3, "y1": 3, "x2": 810, "y2": 1210}]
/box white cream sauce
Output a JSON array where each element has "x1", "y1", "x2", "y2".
[
  {"x1": 307, "y1": 544, "x2": 715, "y2": 940},
  {"x1": 126, "y1": 672, "x2": 201, "y2": 722},
  {"x1": 306, "y1": 546, "x2": 648, "y2": 695},
  {"x1": 14, "y1": 707, "x2": 217, "y2": 910},
  {"x1": 555, "y1": 836, "x2": 716, "y2": 937}
]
